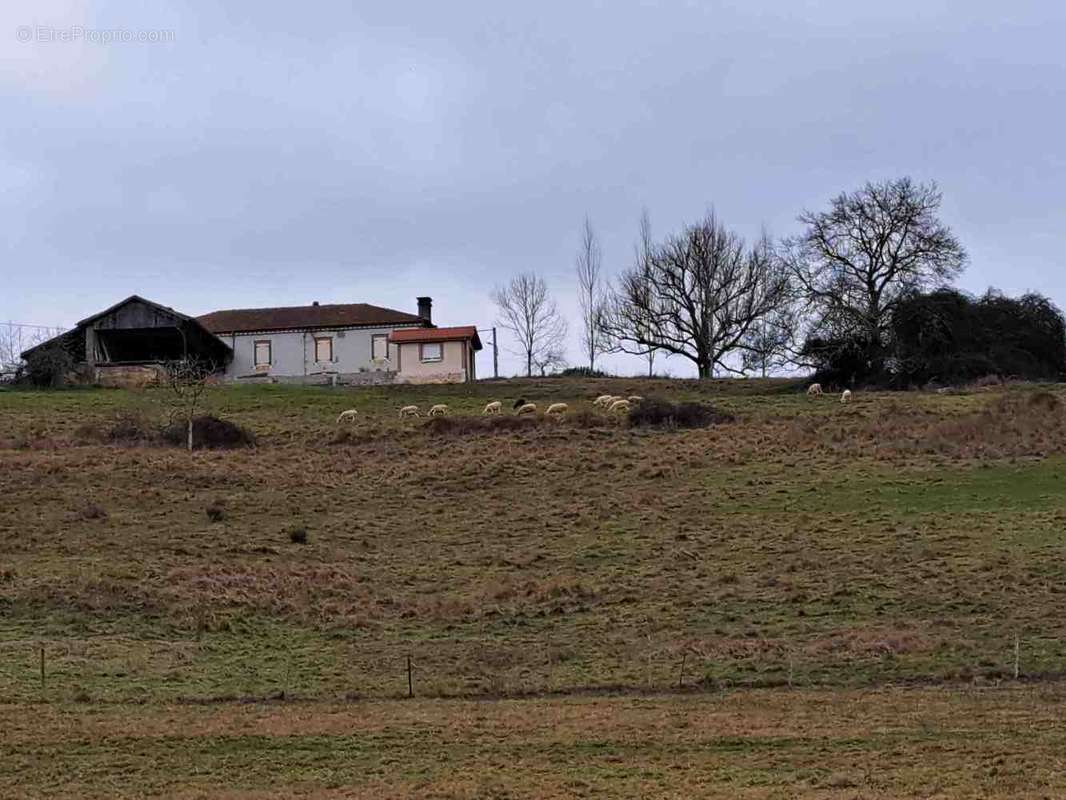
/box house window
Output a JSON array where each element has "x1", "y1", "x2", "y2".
[
  {"x1": 314, "y1": 336, "x2": 333, "y2": 363},
  {"x1": 420, "y1": 342, "x2": 443, "y2": 362},
  {"x1": 371, "y1": 334, "x2": 389, "y2": 362},
  {"x1": 254, "y1": 340, "x2": 272, "y2": 367}
]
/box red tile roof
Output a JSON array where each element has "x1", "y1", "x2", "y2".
[
  {"x1": 389, "y1": 326, "x2": 482, "y2": 350},
  {"x1": 197, "y1": 303, "x2": 427, "y2": 334}
]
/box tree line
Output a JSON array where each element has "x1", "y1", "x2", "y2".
[{"x1": 492, "y1": 177, "x2": 1066, "y2": 385}]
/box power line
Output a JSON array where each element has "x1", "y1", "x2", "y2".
[{"x1": 3, "y1": 322, "x2": 65, "y2": 331}]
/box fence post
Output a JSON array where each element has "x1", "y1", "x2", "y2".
[
  {"x1": 678, "y1": 652, "x2": 686, "y2": 689},
  {"x1": 1014, "y1": 634, "x2": 1021, "y2": 680},
  {"x1": 39, "y1": 645, "x2": 45, "y2": 693},
  {"x1": 407, "y1": 654, "x2": 413, "y2": 698}
]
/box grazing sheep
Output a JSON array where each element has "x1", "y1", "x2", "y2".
[
  {"x1": 608, "y1": 398, "x2": 631, "y2": 414},
  {"x1": 841, "y1": 389, "x2": 852, "y2": 404},
  {"x1": 593, "y1": 394, "x2": 614, "y2": 408},
  {"x1": 545, "y1": 402, "x2": 568, "y2": 416},
  {"x1": 807, "y1": 383, "x2": 823, "y2": 396},
  {"x1": 428, "y1": 404, "x2": 450, "y2": 417},
  {"x1": 483, "y1": 400, "x2": 502, "y2": 415},
  {"x1": 398, "y1": 405, "x2": 420, "y2": 418},
  {"x1": 515, "y1": 402, "x2": 537, "y2": 415},
  {"x1": 336, "y1": 409, "x2": 358, "y2": 423},
  {"x1": 512, "y1": 397, "x2": 528, "y2": 410},
  {"x1": 627, "y1": 395, "x2": 644, "y2": 404}
]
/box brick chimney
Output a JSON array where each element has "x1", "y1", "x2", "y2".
[{"x1": 417, "y1": 296, "x2": 432, "y2": 324}]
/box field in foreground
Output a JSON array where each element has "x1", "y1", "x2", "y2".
[
  {"x1": 2, "y1": 377, "x2": 1066, "y2": 796},
  {"x1": 3, "y1": 685, "x2": 1065, "y2": 799}
]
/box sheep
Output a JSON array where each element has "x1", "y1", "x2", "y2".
[
  {"x1": 627, "y1": 395, "x2": 644, "y2": 404},
  {"x1": 512, "y1": 397, "x2": 528, "y2": 410},
  {"x1": 807, "y1": 383, "x2": 823, "y2": 396},
  {"x1": 428, "y1": 404, "x2": 449, "y2": 417},
  {"x1": 545, "y1": 402, "x2": 568, "y2": 416},
  {"x1": 336, "y1": 409, "x2": 358, "y2": 424},
  {"x1": 398, "y1": 405, "x2": 420, "y2": 418},
  {"x1": 483, "y1": 400, "x2": 502, "y2": 415},
  {"x1": 593, "y1": 394, "x2": 614, "y2": 408},
  {"x1": 515, "y1": 402, "x2": 537, "y2": 415},
  {"x1": 841, "y1": 389, "x2": 852, "y2": 404},
  {"x1": 608, "y1": 398, "x2": 631, "y2": 414}
]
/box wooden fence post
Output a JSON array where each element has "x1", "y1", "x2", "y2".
[{"x1": 407, "y1": 654, "x2": 413, "y2": 698}]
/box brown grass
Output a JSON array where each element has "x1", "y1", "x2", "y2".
[{"x1": 3, "y1": 687, "x2": 1066, "y2": 798}]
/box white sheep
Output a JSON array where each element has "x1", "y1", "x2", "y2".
[
  {"x1": 428, "y1": 404, "x2": 450, "y2": 417},
  {"x1": 483, "y1": 400, "x2": 502, "y2": 415},
  {"x1": 398, "y1": 405, "x2": 420, "y2": 418},
  {"x1": 807, "y1": 383, "x2": 823, "y2": 396},
  {"x1": 608, "y1": 398, "x2": 631, "y2": 414},
  {"x1": 593, "y1": 394, "x2": 614, "y2": 408},
  {"x1": 841, "y1": 389, "x2": 852, "y2": 404},
  {"x1": 627, "y1": 395, "x2": 644, "y2": 404},
  {"x1": 336, "y1": 409, "x2": 358, "y2": 423},
  {"x1": 515, "y1": 402, "x2": 537, "y2": 415},
  {"x1": 545, "y1": 402, "x2": 568, "y2": 416}
]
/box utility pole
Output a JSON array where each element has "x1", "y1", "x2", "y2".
[{"x1": 478, "y1": 327, "x2": 500, "y2": 379}]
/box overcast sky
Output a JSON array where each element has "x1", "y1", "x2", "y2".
[{"x1": 2, "y1": 1, "x2": 1064, "y2": 376}]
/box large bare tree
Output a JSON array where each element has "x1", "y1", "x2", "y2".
[
  {"x1": 491, "y1": 272, "x2": 568, "y2": 377},
  {"x1": 601, "y1": 211, "x2": 792, "y2": 379},
  {"x1": 786, "y1": 178, "x2": 966, "y2": 373},
  {"x1": 574, "y1": 215, "x2": 606, "y2": 372}
]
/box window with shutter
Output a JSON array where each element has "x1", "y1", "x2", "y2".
[
  {"x1": 314, "y1": 337, "x2": 333, "y2": 363},
  {"x1": 372, "y1": 334, "x2": 388, "y2": 361},
  {"x1": 254, "y1": 340, "x2": 271, "y2": 367}
]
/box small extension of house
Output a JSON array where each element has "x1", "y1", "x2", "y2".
[{"x1": 22, "y1": 295, "x2": 481, "y2": 387}]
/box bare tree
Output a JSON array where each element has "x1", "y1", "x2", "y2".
[
  {"x1": 164, "y1": 358, "x2": 215, "y2": 451},
  {"x1": 601, "y1": 211, "x2": 792, "y2": 379},
  {"x1": 0, "y1": 323, "x2": 64, "y2": 374},
  {"x1": 532, "y1": 347, "x2": 568, "y2": 377},
  {"x1": 491, "y1": 272, "x2": 568, "y2": 377},
  {"x1": 786, "y1": 177, "x2": 967, "y2": 375},
  {"x1": 741, "y1": 304, "x2": 797, "y2": 378},
  {"x1": 575, "y1": 216, "x2": 606, "y2": 372}
]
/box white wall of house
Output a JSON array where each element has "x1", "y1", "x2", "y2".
[{"x1": 218, "y1": 325, "x2": 414, "y2": 379}]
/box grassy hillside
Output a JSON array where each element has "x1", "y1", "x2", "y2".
[{"x1": 2, "y1": 377, "x2": 1066, "y2": 796}]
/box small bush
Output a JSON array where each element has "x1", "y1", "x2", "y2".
[
  {"x1": 205, "y1": 502, "x2": 225, "y2": 523},
  {"x1": 1028, "y1": 391, "x2": 1061, "y2": 412},
  {"x1": 288, "y1": 526, "x2": 309, "y2": 545},
  {"x1": 971, "y1": 374, "x2": 1004, "y2": 389},
  {"x1": 569, "y1": 409, "x2": 607, "y2": 429},
  {"x1": 628, "y1": 399, "x2": 733, "y2": 429},
  {"x1": 423, "y1": 415, "x2": 541, "y2": 436},
  {"x1": 80, "y1": 503, "x2": 108, "y2": 521},
  {"x1": 559, "y1": 366, "x2": 610, "y2": 378},
  {"x1": 161, "y1": 415, "x2": 256, "y2": 449},
  {"x1": 24, "y1": 346, "x2": 75, "y2": 388},
  {"x1": 109, "y1": 414, "x2": 155, "y2": 443}
]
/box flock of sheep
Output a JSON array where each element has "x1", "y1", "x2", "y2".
[
  {"x1": 335, "y1": 393, "x2": 645, "y2": 424},
  {"x1": 807, "y1": 383, "x2": 853, "y2": 404},
  {"x1": 336, "y1": 386, "x2": 849, "y2": 424}
]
